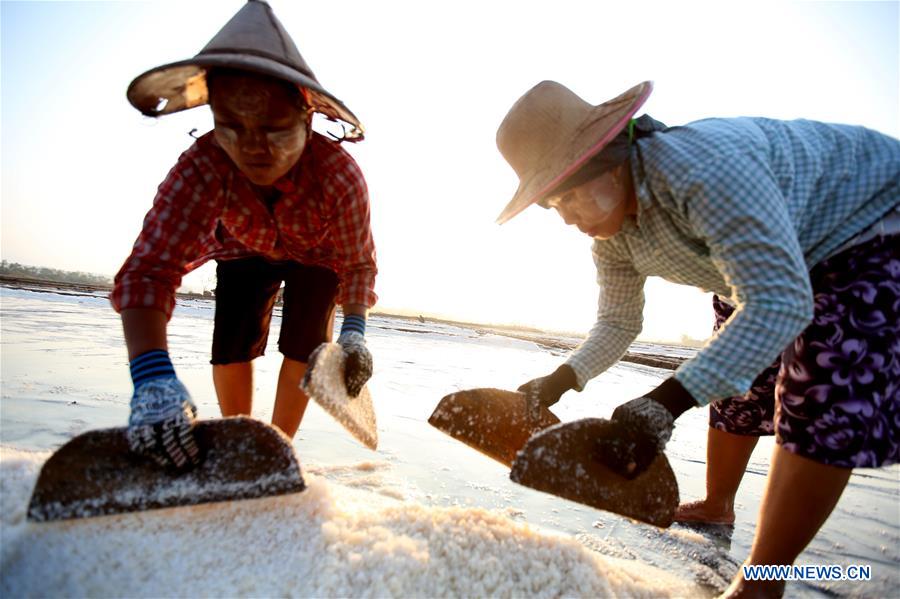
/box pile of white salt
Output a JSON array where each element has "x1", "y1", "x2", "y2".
[{"x1": 0, "y1": 448, "x2": 703, "y2": 597}]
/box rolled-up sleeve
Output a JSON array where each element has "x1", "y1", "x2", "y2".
[
  {"x1": 328, "y1": 160, "x2": 378, "y2": 307},
  {"x1": 566, "y1": 242, "x2": 646, "y2": 389},
  {"x1": 110, "y1": 148, "x2": 222, "y2": 319}
]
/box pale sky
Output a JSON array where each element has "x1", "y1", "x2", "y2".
[{"x1": 2, "y1": 0, "x2": 898, "y2": 341}]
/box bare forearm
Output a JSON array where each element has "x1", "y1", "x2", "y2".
[
  {"x1": 341, "y1": 303, "x2": 368, "y2": 318},
  {"x1": 121, "y1": 308, "x2": 168, "y2": 360}
]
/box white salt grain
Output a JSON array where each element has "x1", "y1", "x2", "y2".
[{"x1": 1, "y1": 448, "x2": 699, "y2": 598}]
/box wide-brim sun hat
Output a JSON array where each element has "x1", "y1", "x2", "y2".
[
  {"x1": 495, "y1": 80, "x2": 652, "y2": 224},
  {"x1": 126, "y1": 0, "x2": 363, "y2": 141}
]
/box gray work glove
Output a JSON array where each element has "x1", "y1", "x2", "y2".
[
  {"x1": 518, "y1": 364, "x2": 577, "y2": 421},
  {"x1": 127, "y1": 378, "x2": 201, "y2": 471},
  {"x1": 337, "y1": 331, "x2": 372, "y2": 397},
  {"x1": 594, "y1": 378, "x2": 696, "y2": 479}
]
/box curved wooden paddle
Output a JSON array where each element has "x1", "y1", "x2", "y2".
[
  {"x1": 510, "y1": 418, "x2": 679, "y2": 527},
  {"x1": 27, "y1": 417, "x2": 305, "y2": 522},
  {"x1": 302, "y1": 342, "x2": 377, "y2": 450},
  {"x1": 428, "y1": 388, "x2": 560, "y2": 467}
]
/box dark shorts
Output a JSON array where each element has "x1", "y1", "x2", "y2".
[
  {"x1": 708, "y1": 235, "x2": 899, "y2": 468},
  {"x1": 211, "y1": 257, "x2": 338, "y2": 365},
  {"x1": 708, "y1": 295, "x2": 781, "y2": 436}
]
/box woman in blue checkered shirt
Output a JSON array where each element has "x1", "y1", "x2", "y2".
[{"x1": 497, "y1": 80, "x2": 899, "y2": 598}]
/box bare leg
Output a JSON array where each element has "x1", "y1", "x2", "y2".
[
  {"x1": 213, "y1": 362, "x2": 253, "y2": 416},
  {"x1": 676, "y1": 426, "x2": 759, "y2": 524},
  {"x1": 271, "y1": 357, "x2": 309, "y2": 439},
  {"x1": 721, "y1": 445, "x2": 852, "y2": 598}
]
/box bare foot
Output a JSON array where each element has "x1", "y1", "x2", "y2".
[
  {"x1": 720, "y1": 568, "x2": 785, "y2": 598},
  {"x1": 674, "y1": 499, "x2": 736, "y2": 524}
]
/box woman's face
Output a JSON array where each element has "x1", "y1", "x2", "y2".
[
  {"x1": 547, "y1": 164, "x2": 634, "y2": 239},
  {"x1": 209, "y1": 73, "x2": 310, "y2": 187}
]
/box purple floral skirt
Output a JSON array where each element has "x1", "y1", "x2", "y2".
[{"x1": 708, "y1": 234, "x2": 899, "y2": 468}]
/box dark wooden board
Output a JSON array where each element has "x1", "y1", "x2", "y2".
[
  {"x1": 27, "y1": 417, "x2": 305, "y2": 522},
  {"x1": 428, "y1": 388, "x2": 560, "y2": 467},
  {"x1": 510, "y1": 418, "x2": 679, "y2": 527}
]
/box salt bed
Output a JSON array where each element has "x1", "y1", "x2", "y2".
[
  {"x1": 0, "y1": 447, "x2": 699, "y2": 598},
  {"x1": 3, "y1": 286, "x2": 897, "y2": 597}
]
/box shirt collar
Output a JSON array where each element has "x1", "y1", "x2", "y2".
[
  {"x1": 268, "y1": 152, "x2": 306, "y2": 195},
  {"x1": 275, "y1": 134, "x2": 319, "y2": 194},
  {"x1": 623, "y1": 145, "x2": 652, "y2": 233},
  {"x1": 274, "y1": 175, "x2": 297, "y2": 194}
]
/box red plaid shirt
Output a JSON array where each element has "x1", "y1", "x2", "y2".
[{"x1": 111, "y1": 131, "x2": 377, "y2": 319}]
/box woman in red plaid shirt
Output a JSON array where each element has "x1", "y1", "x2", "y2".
[{"x1": 111, "y1": 0, "x2": 377, "y2": 470}]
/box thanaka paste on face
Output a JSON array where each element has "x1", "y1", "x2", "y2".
[
  {"x1": 210, "y1": 75, "x2": 310, "y2": 185},
  {"x1": 583, "y1": 175, "x2": 622, "y2": 219},
  {"x1": 550, "y1": 165, "x2": 631, "y2": 239},
  {"x1": 265, "y1": 124, "x2": 307, "y2": 153},
  {"x1": 228, "y1": 78, "x2": 273, "y2": 116}
]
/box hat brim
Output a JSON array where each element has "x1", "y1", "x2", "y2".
[
  {"x1": 496, "y1": 81, "x2": 652, "y2": 224},
  {"x1": 126, "y1": 54, "x2": 364, "y2": 141}
]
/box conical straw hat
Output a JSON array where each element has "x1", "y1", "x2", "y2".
[
  {"x1": 127, "y1": 0, "x2": 363, "y2": 141},
  {"x1": 495, "y1": 81, "x2": 652, "y2": 223}
]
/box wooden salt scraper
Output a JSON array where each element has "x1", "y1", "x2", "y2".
[
  {"x1": 428, "y1": 388, "x2": 560, "y2": 467},
  {"x1": 429, "y1": 389, "x2": 678, "y2": 527},
  {"x1": 510, "y1": 418, "x2": 679, "y2": 527},
  {"x1": 27, "y1": 417, "x2": 305, "y2": 522},
  {"x1": 301, "y1": 342, "x2": 378, "y2": 449}
]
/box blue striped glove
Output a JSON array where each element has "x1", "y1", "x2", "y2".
[
  {"x1": 337, "y1": 314, "x2": 372, "y2": 397},
  {"x1": 126, "y1": 349, "x2": 200, "y2": 471}
]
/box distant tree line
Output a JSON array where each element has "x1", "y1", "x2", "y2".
[
  {"x1": 0, "y1": 260, "x2": 112, "y2": 286},
  {"x1": 679, "y1": 334, "x2": 707, "y2": 348}
]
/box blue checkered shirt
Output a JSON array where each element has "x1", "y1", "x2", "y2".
[{"x1": 565, "y1": 117, "x2": 900, "y2": 406}]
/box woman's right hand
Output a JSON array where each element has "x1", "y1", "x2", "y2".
[
  {"x1": 127, "y1": 377, "x2": 201, "y2": 471},
  {"x1": 517, "y1": 364, "x2": 577, "y2": 421}
]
